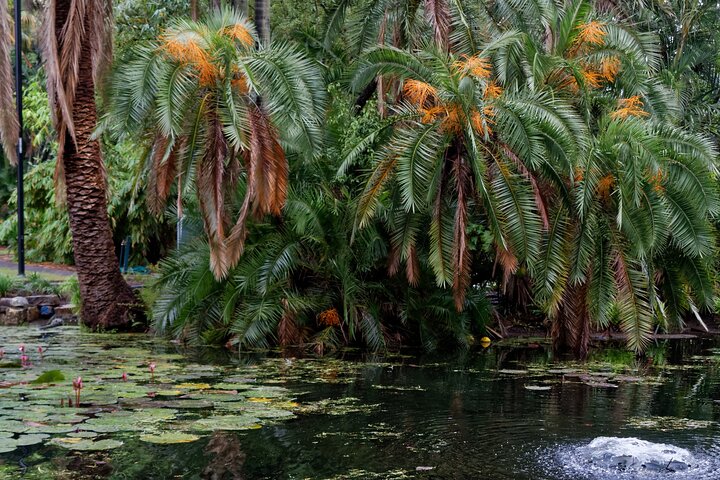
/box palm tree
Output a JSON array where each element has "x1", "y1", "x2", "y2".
[
  {"x1": 107, "y1": 9, "x2": 326, "y2": 279},
  {"x1": 492, "y1": 0, "x2": 720, "y2": 355},
  {"x1": 0, "y1": 0, "x2": 19, "y2": 165},
  {"x1": 344, "y1": 43, "x2": 585, "y2": 310},
  {"x1": 41, "y1": 0, "x2": 140, "y2": 329},
  {"x1": 254, "y1": 0, "x2": 270, "y2": 45},
  {"x1": 541, "y1": 99, "x2": 718, "y2": 356}
]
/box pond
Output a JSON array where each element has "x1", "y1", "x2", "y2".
[{"x1": 1, "y1": 327, "x2": 720, "y2": 479}]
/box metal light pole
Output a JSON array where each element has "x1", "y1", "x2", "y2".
[{"x1": 14, "y1": 0, "x2": 24, "y2": 276}]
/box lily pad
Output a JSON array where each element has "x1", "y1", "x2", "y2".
[
  {"x1": 139, "y1": 432, "x2": 200, "y2": 444},
  {"x1": 50, "y1": 437, "x2": 124, "y2": 451},
  {"x1": 15, "y1": 433, "x2": 50, "y2": 446},
  {"x1": 190, "y1": 415, "x2": 262, "y2": 431},
  {"x1": 31, "y1": 370, "x2": 66, "y2": 384}
]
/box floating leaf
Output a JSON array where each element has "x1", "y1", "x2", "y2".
[
  {"x1": 190, "y1": 415, "x2": 262, "y2": 431},
  {"x1": 139, "y1": 432, "x2": 201, "y2": 444},
  {"x1": 50, "y1": 437, "x2": 124, "y2": 450},
  {"x1": 524, "y1": 385, "x2": 551, "y2": 391},
  {"x1": 31, "y1": 370, "x2": 66, "y2": 384}
]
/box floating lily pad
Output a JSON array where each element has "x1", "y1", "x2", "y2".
[
  {"x1": 139, "y1": 432, "x2": 200, "y2": 444},
  {"x1": 31, "y1": 370, "x2": 66, "y2": 384},
  {"x1": 15, "y1": 433, "x2": 50, "y2": 446},
  {"x1": 50, "y1": 437, "x2": 124, "y2": 450},
  {"x1": 0, "y1": 437, "x2": 18, "y2": 453},
  {"x1": 190, "y1": 415, "x2": 262, "y2": 431}
]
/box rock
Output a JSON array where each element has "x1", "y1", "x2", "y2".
[
  {"x1": 2, "y1": 308, "x2": 27, "y2": 326},
  {"x1": 26, "y1": 306, "x2": 40, "y2": 322},
  {"x1": 39, "y1": 318, "x2": 64, "y2": 329},
  {"x1": 54, "y1": 305, "x2": 76, "y2": 319},
  {"x1": 0, "y1": 297, "x2": 29, "y2": 308},
  {"x1": 26, "y1": 295, "x2": 62, "y2": 307}
]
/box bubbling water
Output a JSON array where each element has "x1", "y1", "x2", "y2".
[
  {"x1": 545, "y1": 437, "x2": 720, "y2": 479},
  {"x1": 577, "y1": 437, "x2": 693, "y2": 472}
]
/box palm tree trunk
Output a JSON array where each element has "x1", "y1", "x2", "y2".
[
  {"x1": 234, "y1": 0, "x2": 248, "y2": 16},
  {"x1": 254, "y1": 0, "x2": 270, "y2": 45},
  {"x1": 54, "y1": 0, "x2": 140, "y2": 330},
  {"x1": 191, "y1": 0, "x2": 199, "y2": 20}
]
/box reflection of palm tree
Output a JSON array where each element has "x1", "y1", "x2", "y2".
[{"x1": 202, "y1": 432, "x2": 246, "y2": 480}]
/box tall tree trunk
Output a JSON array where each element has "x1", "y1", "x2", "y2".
[
  {"x1": 234, "y1": 0, "x2": 248, "y2": 16},
  {"x1": 53, "y1": 0, "x2": 140, "y2": 330},
  {"x1": 211, "y1": 0, "x2": 221, "y2": 11},
  {"x1": 254, "y1": 0, "x2": 270, "y2": 45},
  {"x1": 191, "y1": 0, "x2": 199, "y2": 20}
]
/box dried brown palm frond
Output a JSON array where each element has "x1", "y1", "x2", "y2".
[
  {"x1": 198, "y1": 112, "x2": 231, "y2": 278},
  {"x1": 424, "y1": 0, "x2": 450, "y2": 50},
  {"x1": 493, "y1": 245, "x2": 518, "y2": 294},
  {"x1": 551, "y1": 282, "x2": 590, "y2": 358},
  {"x1": 452, "y1": 155, "x2": 472, "y2": 311},
  {"x1": 42, "y1": 0, "x2": 114, "y2": 196},
  {"x1": 406, "y1": 244, "x2": 420, "y2": 287},
  {"x1": 0, "y1": 0, "x2": 19, "y2": 165},
  {"x1": 147, "y1": 134, "x2": 179, "y2": 215},
  {"x1": 278, "y1": 308, "x2": 302, "y2": 348},
  {"x1": 247, "y1": 103, "x2": 287, "y2": 218}
]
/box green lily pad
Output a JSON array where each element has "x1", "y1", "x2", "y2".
[
  {"x1": 190, "y1": 415, "x2": 262, "y2": 431},
  {"x1": 0, "y1": 437, "x2": 18, "y2": 453},
  {"x1": 49, "y1": 437, "x2": 124, "y2": 451},
  {"x1": 15, "y1": 433, "x2": 49, "y2": 446},
  {"x1": 139, "y1": 432, "x2": 201, "y2": 444},
  {"x1": 31, "y1": 370, "x2": 66, "y2": 384}
]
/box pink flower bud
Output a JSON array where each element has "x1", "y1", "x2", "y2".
[{"x1": 121, "y1": 372, "x2": 128, "y2": 382}]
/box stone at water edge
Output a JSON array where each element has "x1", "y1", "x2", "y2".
[
  {"x1": 54, "y1": 305, "x2": 76, "y2": 319},
  {"x1": 40, "y1": 317, "x2": 63, "y2": 329},
  {"x1": 0, "y1": 297, "x2": 29, "y2": 308},
  {"x1": 26, "y1": 295, "x2": 62, "y2": 307},
  {"x1": 0, "y1": 307, "x2": 27, "y2": 326},
  {"x1": 27, "y1": 306, "x2": 40, "y2": 322}
]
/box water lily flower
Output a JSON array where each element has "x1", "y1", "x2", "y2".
[
  {"x1": 20, "y1": 354, "x2": 29, "y2": 367},
  {"x1": 149, "y1": 363, "x2": 156, "y2": 381},
  {"x1": 72, "y1": 377, "x2": 83, "y2": 406},
  {"x1": 121, "y1": 372, "x2": 128, "y2": 382},
  {"x1": 0, "y1": 348, "x2": 5, "y2": 359},
  {"x1": 37, "y1": 346, "x2": 44, "y2": 357},
  {"x1": 18, "y1": 345, "x2": 24, "y2": 353}
]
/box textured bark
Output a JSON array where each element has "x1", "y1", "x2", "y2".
[
  {"x1": 234, "y1": 0, "x2": 248, "y2": 16},
  {"x1": 551, "y1": 282, "x2": 590, "y2": 359},
  {"x1": 254, "y1": 0, "x2": 270, "y2": 45},
  {"x1": 191, "y1": 0, "x2": 199, "y2": 20},
  {"x1": 54, "y1": 0, "x2": 140, "y2": 330},
  {"x1": 211, "y1": 0, "x2": 221, "y2": 11}
]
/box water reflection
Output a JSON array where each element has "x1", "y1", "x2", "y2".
[{"x1": 6, "y1": 336, "x2": 720, "y2": 479}]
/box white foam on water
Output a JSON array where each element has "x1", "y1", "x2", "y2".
[
  {"x1": 536, "y1": 437, "x2": 720, "y2": 480},
  {"x1": 579, "y1": 437, "x2": 694, "y2": 468}
]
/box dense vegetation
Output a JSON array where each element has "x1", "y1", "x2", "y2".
[{"x1": 1, "y1": 0, "x2": 720, "y2": 357}]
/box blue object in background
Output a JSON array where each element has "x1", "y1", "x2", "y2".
[{"x1": 39, "y1": 305, "x2": 54, "y2": 317}]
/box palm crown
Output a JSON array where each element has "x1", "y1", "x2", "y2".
[{"x1": 107, "y1": 9, "x2": 326, "y2": 278}]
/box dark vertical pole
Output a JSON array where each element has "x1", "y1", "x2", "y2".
[{"x1": 14, "y1": 0, "x2": 24, "y2": 276}]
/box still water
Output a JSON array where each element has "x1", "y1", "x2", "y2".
[{"x1": 1, "y1": 327, "x2": 719, "y2": 479}]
